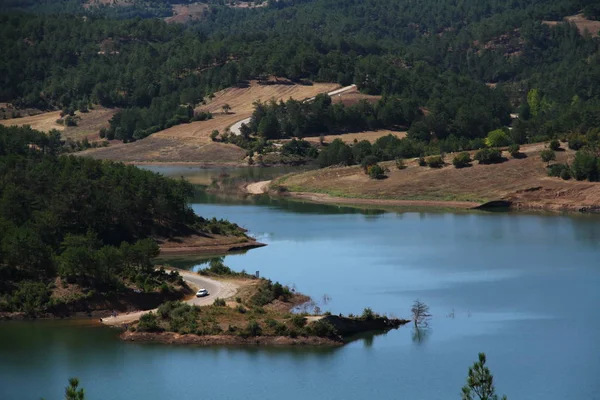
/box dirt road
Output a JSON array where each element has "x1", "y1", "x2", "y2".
[
  {"x1": 228, "y1": 84, "x2": 356, "y2": 136},
  {"x1": 101, "y1": 270, "x2": 239, "y2": 326}
]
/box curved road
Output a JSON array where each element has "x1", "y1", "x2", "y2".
[
  {"x1": 228, "y1": 84, "x2": 357, "y2": 136},
  {"x1": 101, "y1": 270, "x2": 239, "y2": 326}
]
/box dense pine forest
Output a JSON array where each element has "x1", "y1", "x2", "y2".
[
  {"x1": 1, "y1": 0, "x2": 599, "y2": 147},
  {"x1": 0, "y1": 125, "x2": 243, "y2": 315}
]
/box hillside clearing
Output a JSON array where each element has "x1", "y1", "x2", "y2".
[
  {"x1": 301, "y1": 130, "x2": 407, "y2": 144},
  {"x1": 80, "y1": 81, "x2": 340, "y2": 164},
  {"x1": 165, "y1": 3, "x2": 208, "y2": 23},
  {"x1": 275, "y1": 143, "x2": 600, "y2": 212},
  {"x1": 0, "y1": 106, "x2": 117, "y2": 140},
  {"x1": 543, "y1": 14, "x2": 600, "y2": 37}
]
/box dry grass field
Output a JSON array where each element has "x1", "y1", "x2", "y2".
[
  {"x1": 165, "y1": 3, "x2": 208, "y2": 23},
  {"x1": 543, "y1": 14, "x2": 600, "y2": 37},
  {"x1": 1, "y1": 111, "x2": 64, "y2": 132},
  {"x1": 1, "y1": 106, "x2": 117, "y2": 140},
  {"x1": 81, "y1": 81, "x2": 340, "y2": 164},
  {"x1": 276, "y1": 143, "x2": 600, "y2": 212},
  {"x1": 302, "y1": 130, "x2": 407, "y2": 144}
]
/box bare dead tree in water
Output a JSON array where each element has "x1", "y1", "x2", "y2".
[{"x1": 411, "y1": 299, "x2": 431, "y2": 329}]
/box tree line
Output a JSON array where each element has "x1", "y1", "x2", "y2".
[
  {"x1": 1, "y1": 0, "x2": 599, "y2": 146},
  {"x1": 0, "y1": 125, "x2": 243, "y2": 314}
]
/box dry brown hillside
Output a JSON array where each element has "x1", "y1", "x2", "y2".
[
  {"x1": 0, "y1": 106, "x2": 117, "y2": 140},
  {"x1": 80, "y1": 81, "x2": 339, "y2": 164},
  {"x1": 277, "y1": 144, "x2": 600, "y2": 212}
]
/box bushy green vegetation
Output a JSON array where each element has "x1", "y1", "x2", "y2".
[
  {"x1": 250, "y1": 280, "x2": 292, "y2": 306},
  {"x1": 540, "y1": 149, "x2": 556, "y2": 165},
  {"x1": 571, "y1": 151, "x2": 600, "y2": 181},
  {"x1": 545, "y1": 149, "x2": 600, "y2": 182},
  {"x1": 453, "y1": 152, "x2": 472, "y2": 168},
  {"x1": 249, "y1": 95, "x2": 415, "y2": 140},
  {"x1": 485, "y1": 129, "x2": 512, "y2": 148},
  {"x1": 367, "y1": 164, "x2": 387, "y2": 180},
  {"x1": 508, "y1": 144, "x2": 522, "y2": 158},
  {"x1": 426, "y1": 155, "x2": 445, "y2": 168},
  {"x1": 0, "y1": 126, "x2": 242, "y2": 314},
  {"x1": 474, "y1": 148, "x2": 504, "y2": 164}
]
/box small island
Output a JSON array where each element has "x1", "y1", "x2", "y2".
[{"x1": 119, "y1": 261, "x2": 409, "y2": 346}]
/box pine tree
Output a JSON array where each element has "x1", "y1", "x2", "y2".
[{"x1": 461, "y1": 353, "x2": 507, "y2": 400}]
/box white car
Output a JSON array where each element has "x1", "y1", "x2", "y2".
[{"x1": 196, "y1": 289, "x2": 209, "y2": 297}]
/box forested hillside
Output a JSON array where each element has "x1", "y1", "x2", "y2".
[
  {"x1": 1, "y1": 0, "x2": 599, "y2": 148},
  {"x1": 0, "y1": 125, "x2": 244, "y2": 315}
]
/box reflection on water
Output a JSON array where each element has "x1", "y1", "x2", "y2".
[
  {"x1": 411, "y1": 327, "x2": 431, "y2": 345},
  {"x1": 192, "y1": 190, "x2": 388, "y2": 216},
  {"x1": 3, "y1": 172, "x2": 600, "y2": 400}
]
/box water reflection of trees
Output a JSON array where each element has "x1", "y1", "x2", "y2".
[{"x1": 412, "y1": 327, "x2": 431, "y2": 345}]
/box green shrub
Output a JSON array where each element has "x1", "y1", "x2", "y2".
[
  {"x1": 549, "y1": 139, "x2": 561, "y2": 151},
  {"x1": 361, "y1": 155, "x2": 379, "y2": 172},
  {"x1": 568, "y1": 134, "x2": 586, "y2": 150},
  {"x1": 485, "y1": 128, "x2": 511, "y2": 147},
  {"x1": 236, "y1": 305, "x2": 247, "y2": 314},
  {"x1": 309, "y1": 320, "x2": 338, "y2": 338},
  {"x1": 417, "y1": 156, "x2": 427, "y2": 167},
  {"x1": 160, "y1": 282, "x2": 170, "y2": 294},
  {"x1": 540, "y1": 149, "x2": 556, "y2": 166},
  {"x1": 290, "y1": 314, "x2": 307, "y2": 328},
  {"x1": 508, "y1": 144, "x2": 521, "y2": 158},
  {"x1": 138, "y1": 312, "x2": 161, "y2": 332},
  {"x1": 572, "y1": 151, "x2": 600, "y2": 181},
  {"x1": 265, "y1": 318, "x2": 279, "y2": 328},
  {"x1": 200, "y1": 259, "x2": 237, "y2": 276},
  {"x1": 426, "y1": 155, "x2": 444, "y2": 168},
  {"x1": 9, "y1": 281, "x2": 50, "y2": 315},
  {"x1": 235, "y1": 297, "x2": 242, "y2": 303},
  {"x1": 361, "y1": 307, "x2": 376, "y2": 321},
  {"x1": 274, "y1": 322, "x2": 289, "y2": 336},
  {"x1": 367, "y1": 164, "x2": 387, "y2": 179},
  {"x1": 452, "y1": 152, "x2": 472, "y2": 168},
  {"x1": 250, "y1": 280, "x2": 292, "y2": 306},
  {"x1": 547, "y1": 163, "x2": 570, "y2": 178},
  {"x1": 239, "y1": 320, "x2": 262, "y2": 338},
  {"x1": 395, "y1": 158, "x2": 407, "y2": 170},
  {"x1": 560, "y1": 168, "x2": 572, "y2": 180},
  {"x1": 474, "y1": 148, "x2": 503, "y2": 164},
  {"x1": 213, "y1": 298, "x2": 226, "y2": 307}
]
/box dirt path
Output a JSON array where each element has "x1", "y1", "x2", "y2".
[
  {"x1": 245, "y1": 180, "x2": 271, "y2": 194},
  {"x1": 228, "y1": 84, "x2": 355, "y2": 136},
  {"x1": 101, "y1": 270, "x2": 239, "y2": 326}
]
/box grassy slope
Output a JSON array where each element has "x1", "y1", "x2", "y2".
[
  {"x1": 79, "y1": 81, "x2": 340, "y2": 164},
  {"x1": 277, "y1": 143, "x2": 600, "y2": 212}
]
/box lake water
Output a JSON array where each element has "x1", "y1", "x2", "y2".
[{"x1": 1, "y1": 167, "x2": 599, "y2": 400}]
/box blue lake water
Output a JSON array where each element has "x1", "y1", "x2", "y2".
[{"x1": 1, "y1": 168, "x2": 599, "y2": 400}]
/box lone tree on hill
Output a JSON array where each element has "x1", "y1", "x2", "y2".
[
  {"x1": 540, "y1": 149, "x2": 556, "y2": 166},
  {"x1": 411, "y1": 299, "x2": 431, "y2": 328},
  {"x1": 462, "y1": 353, "x2": 507, "y2": 400},
  {"x1": 222, "y1": 103, "x2": 231, "y2": 114}
]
